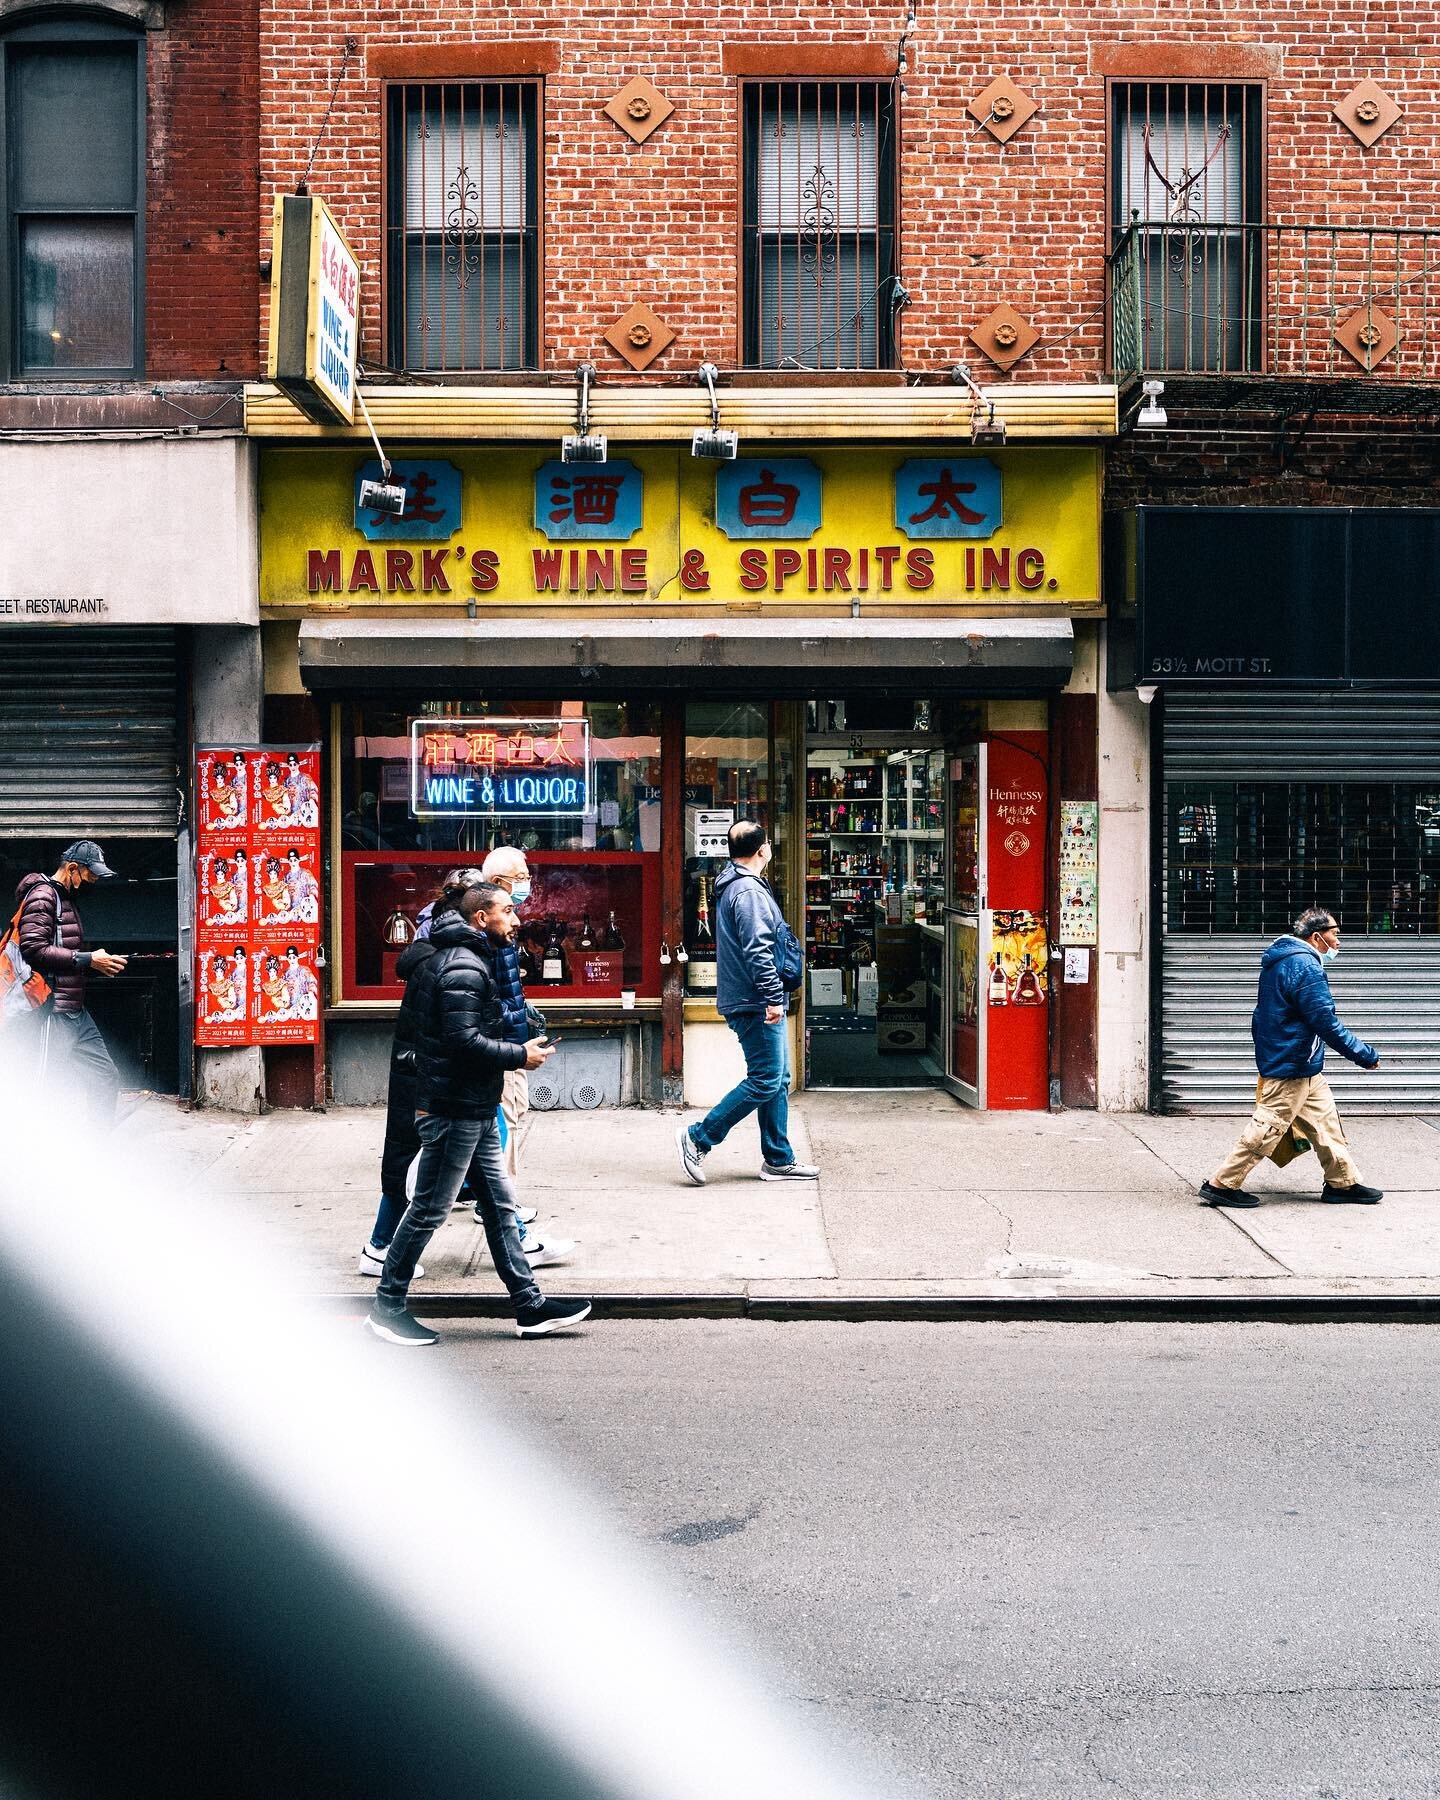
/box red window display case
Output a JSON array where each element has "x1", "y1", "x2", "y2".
[{"x1": 341, "y1": 850, "x2": 660, "y2": 1002}]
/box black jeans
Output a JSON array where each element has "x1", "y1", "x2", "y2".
[
  {"x1": 377, "y1": 1111, "x2": 541, "y2": 1315},
  {"x1": 45, "y1": 1008, "x2": 120, "y2": 1127}
]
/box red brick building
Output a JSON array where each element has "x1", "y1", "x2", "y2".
[
  {"x1": 0, "y1": 0, "x2": 263, "y2": 1104},
  {"x1": 240, "y1": 3, "x2": 1440, "y2": 1117}
]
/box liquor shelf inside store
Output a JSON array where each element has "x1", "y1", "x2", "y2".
[{"x1": 804, "y1": 745, "x2": 946, "y2": 1087}]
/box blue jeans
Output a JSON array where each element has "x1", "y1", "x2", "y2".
[
  {"x1": 690, "y1": 1011, "x2": 794, "y2": 1168},
  {"x1": 377, "y1": 1111, "x2": 541, "y2": 1315}
]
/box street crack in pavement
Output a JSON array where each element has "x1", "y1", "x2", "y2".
[{"x1": 1113, "y1": 1117, "x2": 1296, "y2": 1276}]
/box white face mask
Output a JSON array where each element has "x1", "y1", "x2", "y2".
[{"x1": 510, "y1": 879, "x2": 531, "y2": 905}]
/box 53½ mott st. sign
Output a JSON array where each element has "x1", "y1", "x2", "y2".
[{"x1": 259, "y1": 445, "x2": 1101, "y2": 611}]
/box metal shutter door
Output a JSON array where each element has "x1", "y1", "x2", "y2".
[
  {"x1": 1161, "y1": 691, "x2": 1440, "y2": 1114},
  {"x1": 0, "y1": 627, "x2": 180, "y2": 839}
]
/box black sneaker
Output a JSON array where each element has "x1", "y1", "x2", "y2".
[
  {"x1": 366, "y1": 1304, "x2": 439, "y2": 1347},
  {"x1": 1320, "y1": 1182, "x2": 1383, "y2": 1204},
  {"x1": 1199, "y1": 1181, "x2": 1262, "y2": 1209},
  {"x1": 515, "y1": 1297, "x2": 593, "y2": 1338}
]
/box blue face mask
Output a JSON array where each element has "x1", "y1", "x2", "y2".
[
  {"x1": 510, "y1": 879, "x2": 531, "y2": 905},
  {"x1": 1322, "y1": 946, "x2": 1339, "y2": 964}
]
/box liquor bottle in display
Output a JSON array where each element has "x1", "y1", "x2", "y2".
[
  {"x1": 577, "y1": 913, "x2": 596, "y2": 952},
  {"x1": 686, "y1": 876, "x2": 718, "y2": 993},
  {"x1": 541, "y1": 916, "x2": 569, "y2": 985},
  {"x1": 988, "y1": 954, "x2": 1009, "y2": 1005},
  {"x1": 600, "y1": 910, "x2": 626, "y2": 952},
  {"x1": 1013, "y1": 953, "x2": 1045, "y2": 1006}
]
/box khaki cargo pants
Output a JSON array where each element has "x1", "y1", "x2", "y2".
[
  {"x1": 500, "y1": 1066, "x2": 529, "y2": 1179},
  {"x1": 1211, "y1": 1073, "x2": 1361, "y2": 1192}
]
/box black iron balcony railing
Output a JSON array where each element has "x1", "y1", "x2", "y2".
[{"x1": 1109, "y1": 219, "x2": 1440, "y2": 386}]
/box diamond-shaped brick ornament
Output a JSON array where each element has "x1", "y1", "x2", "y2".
[
  {"x1": 603, "y1": 75, "x2": 675, "y2": 144},
  {"x1": 1333, "y1": 79, "x2": 1402, "y2": 147},
  {"x1": 1334, "y1": 304, "x2": 1398, "y2": 369},
  {"x1": 967, "y1": 74, "x2": 1037, "y2": 144},
  {"x1": 603, "y1": 301, "x2": 675, "y2": 371},
  {"x1": 969, "y1": 302, "x2": 1039, "y2": 372}
]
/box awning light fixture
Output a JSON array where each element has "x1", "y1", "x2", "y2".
[
  {"x1": 1136, "y1": 379, "x2": 1168, "y2": 430},
  {"x1": 561, "y1": 362, "x2": 608, "y2": 463},
  {"x1": 691, "y1": 361, "x2": 739, "y2": 459},
  {"x1": 952, "y1": 362, "x2": 1007, "y2": 445}
]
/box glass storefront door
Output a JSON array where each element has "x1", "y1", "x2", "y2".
[
  {"x1": 802, "y1": 731, "x2": 946, "y2": 1088},
  {"x1": 944, "y1": 745, "x2": 985, "y2": 1106}
]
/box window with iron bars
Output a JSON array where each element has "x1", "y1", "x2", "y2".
[
  {"x1": 1167, "y1": 783, "x2": 1440, "y2": 934},
  {"x1": 1111, "y1": 82, "x2": 1263, "y2": 373},
  {"x1": 385, "y1": 82, "x2": 538, "y2": 373},
  {"x1": 741, "y1": 81, "x2": 899, "y2": 370}
]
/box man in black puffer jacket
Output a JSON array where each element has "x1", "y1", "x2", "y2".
[
  {"x1": 357, "y1": 869, "x2": 484, "y2": 1280},
  {"x1": 367, "y1": 881, "x2": 591, "y2": 1347}
]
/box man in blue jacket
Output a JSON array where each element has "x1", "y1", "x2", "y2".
[
  {"x1": 1200, "y1": 908, "x2": 1383, "y2": 1209},
  {"x1": 675, "y1": 819, "x2": 818, "y2": 1185}
]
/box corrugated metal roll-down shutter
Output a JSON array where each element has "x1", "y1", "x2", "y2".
[
  {"x1": 1162, "y1": 690, "x2": 1440, "y2": 1115},
  {"x1": 0, "y1": 627, "x2": 181, "y2": 839}
]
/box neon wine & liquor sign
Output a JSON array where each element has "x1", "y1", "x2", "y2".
[{"x1": 409, "y1": 718, "x2": 593, "y2": 818}]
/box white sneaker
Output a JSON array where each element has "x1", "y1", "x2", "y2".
[
  {"x1": 519, "y1": 1205, "x2": 539, "y2": 1225},
  {"x1": 519, "y1": 1234, "x2": 574, "y2": 1268},
  {"x1": 675, "y1": 1122, "x2": 707, "y2": 1186},
  {"x1": 357, "y1": 1242, "x2": 425, "y2": 1279},
  {"x1": 759, "y1": 1161, "x2": 820, "y2": 1181}
]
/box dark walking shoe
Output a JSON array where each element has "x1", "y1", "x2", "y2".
[
  {"x1": 365, "y1": 1304, "x2": 439, "y2": 1347},
  {"x1": 1199, "y1": 1181, "x2": 1262, "y2": 1209},
  {"x1": 1320, "y1": 1182, "x2": 1383, "y2": 1204},
  {"x1": 515, "y1": 1297, "x2": 593, "y2": 1338}
]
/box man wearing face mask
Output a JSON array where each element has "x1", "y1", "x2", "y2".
[
  {"x1": 480, "y1": 844, "x2": 571, "y2": 1266},
  {"x1": 675, "y1": 819, "x2": 817, "y2": 1185},
  {"x1": 1200, "y1": 907, "x2": 1383, "y2": 1209}
]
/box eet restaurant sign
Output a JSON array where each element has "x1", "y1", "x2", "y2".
[{"x1": 259, "y1": 446, "x2": 1100, "y2": 611}]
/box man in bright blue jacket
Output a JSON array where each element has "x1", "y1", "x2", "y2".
[
  {"x1": 674, "y1": 820, "x2": 818, "y2": 1185},
  {"x1": 1201, "y1": 908, "x2": 1383, "y2": 1209}
]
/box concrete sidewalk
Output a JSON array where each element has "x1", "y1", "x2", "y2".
[{"x1": 117, "y1": 1090, "x2": 1440, "y2": 1312}]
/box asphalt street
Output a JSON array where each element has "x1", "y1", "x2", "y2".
[{"x1": 444, "y1": 1320, "x2": 1440, "y2": 1799}]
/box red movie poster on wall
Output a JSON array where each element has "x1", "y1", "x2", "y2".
[{"x1": 194, "y1": 743, "x2": 322, "y2": 1049}]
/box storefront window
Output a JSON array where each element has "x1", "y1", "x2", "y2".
[
  {"x1": 1167, "y1": 782, "x2": 1440, "y2": 933},
  {"x1": 339, "y1": 699, "x2": 662, "y2": 1000}
]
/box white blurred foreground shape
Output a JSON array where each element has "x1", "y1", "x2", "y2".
[{"x1": 0, "y1": 1038, "x2": 882, "y2": 1800}]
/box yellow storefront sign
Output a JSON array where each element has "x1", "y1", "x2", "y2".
[{"x1": 258, "y1": 445, "x2": 1100, "y2": 612}]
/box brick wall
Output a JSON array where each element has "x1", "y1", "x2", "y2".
[
  {"x1": 257, "y1": 1, "x2": 1440, "y2": 385},
  {"x1": 147, "y1": 0, "x2": 261, "y2": 379}
]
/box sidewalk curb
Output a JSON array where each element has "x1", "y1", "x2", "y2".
[{"x1": 322, "y1": 1292, "x2": 1440, "y2": 1324}]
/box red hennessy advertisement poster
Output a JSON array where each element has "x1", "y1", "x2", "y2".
[
  {"x1": 985, "y1": 732, "x2": 1049, "y2": 1111},
  {"x1": 194, "y1": 743, "x2": 322, "y2": 1049}
]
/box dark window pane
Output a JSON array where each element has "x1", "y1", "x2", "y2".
[
  {"x1": 20, "y1": 217, "x2": 134, "y2": 370},
  {"x1": 743, "y1": 82, "x2": 895, "y2": 369},
  {"x1": 11, "y1": 46, "x2": 137, "y2": 210},
  {"x1": 756, "y1": 235, "x2": 884, "y2": 369},
  {"x1": 403, "y1": 237, "x2": 526, "y2": 371},
  {"x1": 390, "y1": 82, "x2": 535, "y2": 371}
]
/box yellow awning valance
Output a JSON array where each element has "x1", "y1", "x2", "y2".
[{"x1": 244, "y1": 381, "x2": 1118, "y2": 443}]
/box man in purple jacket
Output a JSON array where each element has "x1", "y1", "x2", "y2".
[{"x1": 16, "y1": 841, "x2": 127, "y2": 1123}]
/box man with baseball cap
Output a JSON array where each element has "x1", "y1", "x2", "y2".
[{"x1": 15, "y1": 841, "x2": 127, "y2": 1123}]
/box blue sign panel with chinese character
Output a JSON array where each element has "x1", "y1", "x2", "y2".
[
  {"x1": 715, "y1": 458, "x2": 823, "y2": 540},
  {"x1": 894, "y1": 458, "x2": 1003, "y2": 539},
  {"x1": 353, "y1": 459, "x2": 462, "y2": 540},
  {"x1": 409, "y1": 717, "x2": 593, "y2": 819},
  {"x1": 536, "y1": 460, "x2": 643, "y2": 541}
]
